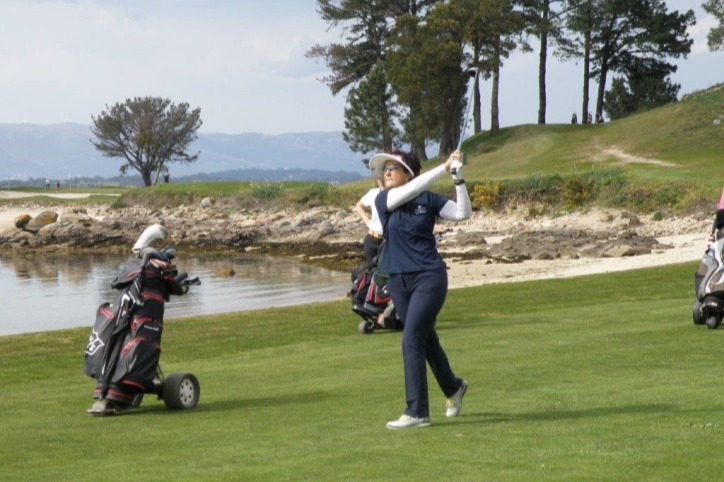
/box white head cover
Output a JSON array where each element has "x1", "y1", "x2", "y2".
[
  {"x1": 132, "y1": 224, "x2": 169, "y2": 254},
  {"x1": 368, "y1": 153, "x2": 415, "y2": 180}
]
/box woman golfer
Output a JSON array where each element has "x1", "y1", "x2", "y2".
[{"x1": 370, "y1": 148, "x2": 471, "y2": 429}]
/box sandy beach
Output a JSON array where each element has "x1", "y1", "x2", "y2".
[{"x1": 0, "y1": 191, "x2": 94, "y2": 232}]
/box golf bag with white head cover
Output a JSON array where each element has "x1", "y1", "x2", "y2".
[{"x1": 83, "y1": 225, "x2": 201, "y2": 415}]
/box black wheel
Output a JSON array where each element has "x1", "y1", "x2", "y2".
[
  {"x1": 693, "y1": 301, "x2": 705, "y2": 325},
  {"x1": 706, "y1": 315, "x2": 720, "y2": 330},
  {"x1": 162, "y1": 372, "x2": 200, "y2": 410},
  {"x1": 130, "y1": 393, "x2": 144, "y2": 409},
  {"x1": 358, "y1": 321, "x2": 374, "y2": 334}
]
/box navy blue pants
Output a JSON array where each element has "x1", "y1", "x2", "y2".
[
  {"x1": 387, "y1": 266, "x2": 462, "y2": 418},
  {"x1": 363, "y1": 234, "x2": 382, "y2": 267}
]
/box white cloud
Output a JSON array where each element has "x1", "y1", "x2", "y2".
[
  {"x1": 689, "y1": 15, "x2": 720, "y2": 55},
  {"x1": 0, "y1": 0, "x2": 346, "y2": 134}
]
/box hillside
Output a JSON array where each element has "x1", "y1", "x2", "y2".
[{"x1": 458, "y1": 83, "x2": 724, "y2": 186}]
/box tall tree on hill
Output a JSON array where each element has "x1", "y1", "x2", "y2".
[
  {"x1": 562, "y1": 0, "x2": 600, "y2": 124},
  {"x1": 342, "y1": 64, "x2": 401, "y2": 153},
  {"x1": 452, "y1": 0, "x2": 518, "y2": 135},
  {"x1": 587, "y1": 1, "x2": 694, "y2": 122},
  {"x1": 485, "y1": 1, "x2": 525, "y2": 134},
  {"x1": 386, "y1": 3, "x2": 468, "y2": 156},
  {"x1": 516, "y1": 0, "x2": 571, "y2": 124},
  {"x1": 90, "y1": 97, "x2": 202, "y2": 187},
  {"x1": 442, "y1": 0, "x2": 525, "y2": 136},
  {"x1": 307, "y1": 0, "x2": 441, "y2": 159},
  {"x1": 604, "y1": 59, "x2": 681, "y2": 120},
  {"x1": 703, "y1": 0, "x2": 724, "y2": 51}
]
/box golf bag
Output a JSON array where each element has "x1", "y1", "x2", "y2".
[
  {"x1": 693, "y1": 209, "x2": 724, "y2": 329},
  {"x1": 84, "y1": 245, "x2": 198, "y2": 411},
  {"x1": 350, "y1": 243, "x2": 402, "y2": 334}
]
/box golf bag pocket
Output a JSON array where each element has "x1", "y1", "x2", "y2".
[
  {"x1": 351, "y1": 269, "x2": 372, "y2": 306},
  {"x1": 112, "y1": 337, "x2": 161, "y2": 393},
  {"x1": 83, "y1": 302, "x2": 117, "y2": 379},
  {"x1": 131, "y1": 317, "x2": 163, "y2": 344},
  {"x1": 365, "y1": 278, "x2": 391, "y2": 306}
]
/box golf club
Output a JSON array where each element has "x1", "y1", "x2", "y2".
[{"x1": 457, "y1": 67, "x2": 480, "y2": 151}]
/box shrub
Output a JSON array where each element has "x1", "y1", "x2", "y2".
[
  {"x1": 564, "y1": 175, "x2": 597, "y2": 209},
  {"x1": 471, "y1": 182, "x2": 501, "y2": 210},
  {"x1": 249, "y1": 181, "x2": 284, "y2": 199}
]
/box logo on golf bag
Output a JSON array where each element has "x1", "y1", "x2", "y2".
[{"x1": 86, "y1": 330, "x2": 105, "y2": 356}]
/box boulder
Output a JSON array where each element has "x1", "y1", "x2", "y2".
[
  {"x1": 456, "y1": 231, "x2": 487, "y2": 247},
  {"x1": 13, "y1": 214, "x2": 32, "y2": 229},
  {"x1": 25, "y1": 210, "x2": 58, "y2": 233},
  {"x1": 215, "y1": 267, "x2": 236, "y2": 277}
]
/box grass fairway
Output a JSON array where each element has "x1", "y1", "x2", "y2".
[{"x1": 3, "y1": 262, "x2": 724, "y2": 481}]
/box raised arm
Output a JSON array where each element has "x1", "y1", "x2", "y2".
[
  {"x1": 439, "y1": 183, "x2": 471, "y2": 221},
  {"x1": 385, "y1": 165, "x2": 447, "y2": 210}
]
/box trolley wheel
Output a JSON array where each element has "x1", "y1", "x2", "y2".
[
  {"x1": 693, "y1": 300, "x2": 705, "y2": 325},
  {"x1": 706, "y1": 315, "x2": 720, "y2": 330},
  {"x1": 162, "y1": 372, "x2": 200, "y2": 410},
  {"x1": 358, "y1": 321, "x2": 374, "y2": 334},
  {"x1": 130, "y1": 393, "x2": 144, "y2": 409}
]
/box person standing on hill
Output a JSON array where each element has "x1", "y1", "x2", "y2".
[
  {"x1": 369, "y1": 148, "x2": 471, "y2": 429},
  {"x1": 355, "y1": 178, "x2": 385, "y2": 266}
]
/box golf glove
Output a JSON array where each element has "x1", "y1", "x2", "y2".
[{"x1": 450, "y1": 160, "x2": 464, "y2": 183}]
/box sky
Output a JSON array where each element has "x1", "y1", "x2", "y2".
[{"x1": 0, "y1": 0, "x2": 721, "y2": 140}]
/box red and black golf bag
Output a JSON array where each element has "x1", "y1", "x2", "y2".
[
  {"x1": 350, "y1": 241, "x2": 402, "y2": 334},
  {"x1": 83, "y1": 248, "x2": 187, "y2": 408}
]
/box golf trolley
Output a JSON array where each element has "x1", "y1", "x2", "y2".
[
  {"x1": 693, "y1": 210, "x2": 724, "y2": 329},
  {"x1": 350, "y1": 258, "x2": 402, "y2": 335},
  {"x1": 84, "y1": 225, "x2": 201, "y2": 416}
]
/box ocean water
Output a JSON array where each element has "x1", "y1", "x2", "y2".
[{"x1": 0, "y1": 253, "x2": 350, "y2": 336}]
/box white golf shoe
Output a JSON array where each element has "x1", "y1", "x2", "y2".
[
  {"x1": 445, "y1": 380, "x2": 467, "y2": 417},
  {"x1": 386, "y1": 414, "x2": 431, "y2": 429}
]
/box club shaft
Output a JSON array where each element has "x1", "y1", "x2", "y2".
[{"x1": 457, "y1": 70, "x2": 479, "y2": 150}]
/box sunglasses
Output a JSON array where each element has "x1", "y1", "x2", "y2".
[{"x1": 383, "y1": 164, "x2": 402, "y2": 173}]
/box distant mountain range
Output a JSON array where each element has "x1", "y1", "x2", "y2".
[{"x1": 0, "y1": 123, "x2": 370, "y2": 183}]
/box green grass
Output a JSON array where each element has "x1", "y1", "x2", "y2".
[
  {"x1": 109, "y1": 180, "x2": 367, "y2": 210},
  {"x1": 459, "y1": 83, "x2": 724, "y2": 187},
  {"x1": 3, "y1": 262, "x2": 724, "y2": 481}
]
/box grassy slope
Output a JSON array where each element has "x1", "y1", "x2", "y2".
[
  {"x1": 4, "y1": 262, "x2": 724, "y2": 481},
  {"x1": 455, "y1": 84, "x2": 724, "y2": 186}
]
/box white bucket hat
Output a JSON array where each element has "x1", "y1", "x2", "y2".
[{"x1": 368, "y1": 153, "x2": 415, "y2": 179}]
